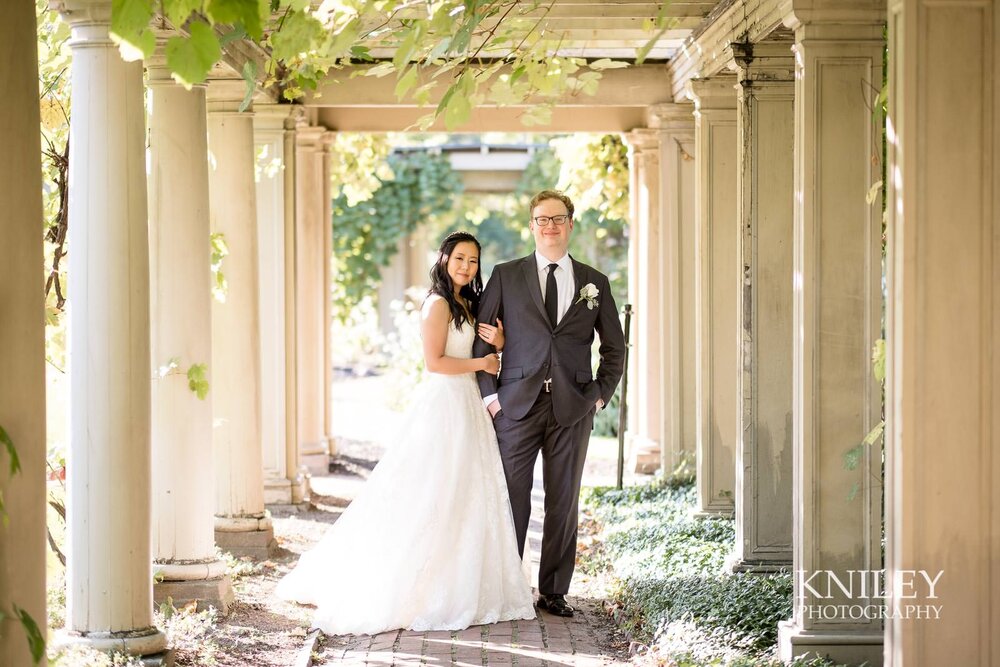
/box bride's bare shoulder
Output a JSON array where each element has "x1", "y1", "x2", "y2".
[{"x1": 421, "y1": 294, "x2": 450, "y2": 320}]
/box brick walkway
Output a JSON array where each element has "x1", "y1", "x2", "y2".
[{"x1": 319, "y1": 599, "x2": 622, "y2": 666}]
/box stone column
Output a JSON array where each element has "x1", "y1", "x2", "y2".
[
  {"x1": 647, "y1": 103, "x2": 698, "y2": 477},
  {"x1": 885, "y1": 1, "x2": 1000, "y2": 664},
  {"x1": 625, "y1": 141, "x2": 641, "y2": 442},
  {"x1": 295, "y1": 125, "x2": 332, "y2": 473},
  {"x1": 147, "y1": 60, "x2": 233, "y2": 610},
  {"x1": 321, "y1": 139, "x2": 336, "y2": 457},
  {"x1": 208, "y1": 80, "x2": 276, "y2": 559},
  {"x1": 52, "y1": 0, "x2": 168, "y2": 657},
  {"x1": 0, "y1": 3, "x2": 47, "y2": 664},
  {"x1": 777, "y1": 10, "x2": 885, "y2": 664},
  {"x1": 283, "y1": 113, "x2": 302, "y2": 498},
  {"x1": 687, "y1": 77, "x2": 739, "y2": 515},
  {"x1": 626, "y1": 128, "x2": 663, "y2": 475},
  {"x1": 728, "y1": 42, "x2": 795, "y2": 572},
  {"x1": 253, "y1": 104, "x2": 306, "y2": 506}
]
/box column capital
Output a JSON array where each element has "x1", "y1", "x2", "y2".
[
  {"x1": 686, "y1": 76, "x2": 738, "y2": 111},
  {"x1": 733, "y1": 41, "x2": 795, "y2": 83},
  {"x1": 49, "y1": 0, "x2": 110, "y2": 24},
  {"x1": 624, "y1": 127, "x2": 660, "y2": 154},
  {"x1": 784, "y1": 0, "x2": 886, "y2": 42},
  {"x1": 207, "y1": 78, "x2": 254, "y2": 113},
  {"x1": 646, "y1": 103, "x2": 695, "y2": 132},
  {"x1": 295, "y1": 125, "x2": 334, "y2": 152}
]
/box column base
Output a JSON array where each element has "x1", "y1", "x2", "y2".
[
  {"x1": 778, "y1": 620, "x2": 883, "y2": 666},
  {"x1": 724, "y1": 552, "x2": 792, "y2": 574},
  {"x1": 693, "y1": 502, "x2": 735, "y2": 519},
  {"x1": 630, "y1": 437, "x2": 661, "y2": 474},
  {"x1": 154, "y1": 575, "x2": 235, "y2": 615},
  {"x1": 215, "y1": 526, "x2": 278, "y2": 559},
  {"x1": 55, "y1": 626, "x2": 169, "y2": 658},
  {"x1": 264, "y1": 473, "x2": 310, "y2": 505},
  {"x1": 300, "y1": 438, "x2": 332, "y2": 476}
]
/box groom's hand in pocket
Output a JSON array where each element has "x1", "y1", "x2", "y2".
[{"x1": 487, "y1": 399, "x2": 502, "y2": 419}]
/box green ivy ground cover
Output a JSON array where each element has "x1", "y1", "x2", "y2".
[{"x1": 580, "y1": 479, "x2": 846, "y2": 667}]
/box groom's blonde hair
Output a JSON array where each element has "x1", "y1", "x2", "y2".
[{"x1": 529, "y1": 190, "x2": 575, "y2": 219}]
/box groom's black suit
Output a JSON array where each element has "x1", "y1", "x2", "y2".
[{"x1": 474, "y1": 253, "x2": 625, "y2": 595}]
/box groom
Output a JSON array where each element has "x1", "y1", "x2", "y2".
[{"x1": 474, "y1": 190, "x2": 625, "y2": 617}]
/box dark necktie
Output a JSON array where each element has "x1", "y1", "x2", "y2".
[{"x1": 545, "y1": 263, "x2": 559, "y2": 328}]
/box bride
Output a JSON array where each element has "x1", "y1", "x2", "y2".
[{"x1": 275, "y1": 231, "x2": 536, "y2": 635}]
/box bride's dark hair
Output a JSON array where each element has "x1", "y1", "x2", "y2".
[{"x1": 428, "y1": 231, "x2": 483, "y2": 329}]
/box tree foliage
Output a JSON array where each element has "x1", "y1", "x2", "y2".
[
  {"x1": 331, "y1": 150, "x2": 463, "y2": 321},
  {"x1": 107, "y1": 0, "x2": 639, "y2": 129}
]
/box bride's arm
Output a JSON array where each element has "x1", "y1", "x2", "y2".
[{"x1": 422, "y1": 296, "x2": 500, "y2": 376}]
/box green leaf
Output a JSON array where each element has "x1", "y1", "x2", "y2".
[
  {"x1": 588, "y1": 58, "x2": 629, "y2": 71},
  {"x1": 206, "y1": 0, "x2": 265, "y2": 41},
  {"x1": 395, "y1": 65, "x2": 419, "y2": 100},
  {"x1": 219, "y1": 25, "x2": 248, "y2": 46},
  {"x1": 863, "y1": 420, "x2": 885, "y2": 447},
  {"x1": 270, "y1": 9, "x2": 324, "y2": 62},
  {"x1": 872, "y1": 338, "x2": 886, "y2": 383},
  {"x1": 847, "y1": 481, "x2": 861, "y2": 502},
  {"x1": 866, "y1": 180, "x2": 884, "y2": 206},
  {"x1": 843, "y1": 443, "x2": 863, "y2": 471},
  {"x1": 0, "y1": 425, "x2": 20, "y2": 477},
  {"x1": 187, "y1": 364, "x2": 210, "y2": 400},
  {"x1": 239, "y1": 60, "x2": 257, "y2": 112},
  {"x1": 164, "y1": 0, "x2": 201, "y2": 27},
  {"x1": 110, "y1": 0, "x2": 155, "y2": 61},
  {"x1": 13, "y1": 606, "x2": 45, "y2": 664},
  {"x1": 166, "y1": 21, "x2": 222, "y2": 89},
  {"x1": 350, "y1": 45, "x2": 373, "y2": 62}
]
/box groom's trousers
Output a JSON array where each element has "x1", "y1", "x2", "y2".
[{"x1": 493, "y1": 391, "x2": 594, "y2": 596}]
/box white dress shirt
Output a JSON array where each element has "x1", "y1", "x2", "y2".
[
  {"x1": 483, "y1": 252, "x2": 575, "y2": 410},
  {"x1": 534, "y1": 251, "x2": 574, "y2": 325}
]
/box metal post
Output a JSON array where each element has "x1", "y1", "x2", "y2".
[{"x1": 616, "y1": 304, "x2": 633, "y2": 489}]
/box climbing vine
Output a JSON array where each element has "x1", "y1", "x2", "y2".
[{"x1": 331, "y1": 150, "x2": 462, "y2": 320}]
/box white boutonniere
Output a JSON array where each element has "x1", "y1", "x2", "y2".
[{"x1": 576, "y1": 283, "x2": 599, "y2": 310}]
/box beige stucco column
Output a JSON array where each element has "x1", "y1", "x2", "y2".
[
  {"x1": 0, "y1": 3, "x2": 47, "y2": 664},
  {"x1": 254, "y1": 104, "x2": 307, "y2": 506},
  {"x1": 777, "y1": 9, "x2": 885, "y2": 664},
  {"x1": 687, "y1": 77, "x2": 739, "y2": 515},
  {"x1": 147, "y1": 60, "x2": 233, "y2": 610},
  {"x1": 625, "y1": 142, "x2": 641, "y2": 442},
  {"x1": 295, "y1": 124, "x2": 333, "y2": 473},
  {"x1": 207, "y1": 80, "x2": 276, "y2": 559},
  {"x1": 51, "y1": 0, "x2": 168, "y2": 656},
  {"x1": 322, "y1": 140, "x2": 336, "y2": 457},
  {"x1": 885, "y1": 1, "x2": 1000, "y2": 663},
  {"x1": 625, "y1": 128, "x2": 663, "y2": 475},
  {"x1": 647, "y1": 103, "x2": 698, "y2": 477},
  {"x1": 729, "y1": 43, "x2": 795, "y2": 572}
]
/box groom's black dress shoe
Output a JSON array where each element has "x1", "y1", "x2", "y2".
[{"x1": 536, "y1": 594, "x2": 575, "y2": 617}]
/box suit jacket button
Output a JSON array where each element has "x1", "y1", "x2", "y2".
[{"x1": 550, "y1": 333, "x2": 556, "y2": 339}]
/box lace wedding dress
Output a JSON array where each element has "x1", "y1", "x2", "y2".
[{"x1": 275, "y1": 322, "x2": 536, "y2": 636}]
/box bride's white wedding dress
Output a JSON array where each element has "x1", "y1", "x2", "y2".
[{"x1": 276, "y1": 321, "x2": 535, "y2": 636}]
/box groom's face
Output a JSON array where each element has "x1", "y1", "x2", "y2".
[{"x1": 529, "y1": 198, "x2": 573, "y2": 257}]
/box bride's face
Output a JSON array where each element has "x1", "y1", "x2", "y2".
[{"x1": 447, "y1": 241, "x2": 480, "y2": 290}]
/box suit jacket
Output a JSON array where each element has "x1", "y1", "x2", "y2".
[{"x1": 473, "y1": 253, "x2": 626, "y2": 427}]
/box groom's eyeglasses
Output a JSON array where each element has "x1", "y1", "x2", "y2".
[{"x1": 532, "y1": 215, "x2": 571, "y2": 226}]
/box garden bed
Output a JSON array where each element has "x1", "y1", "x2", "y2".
[{"x1": 579, "y1": 478, "x2": 842, "y2": 667}]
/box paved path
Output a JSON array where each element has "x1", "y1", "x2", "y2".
[{"x1": 317, "y1": 604, "x2": 622, "y2": 666}]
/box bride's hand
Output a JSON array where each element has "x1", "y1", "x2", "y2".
[
  {"x1": 480, "y1": 353, "x2": 500, "y2": 375},
  {"x1": 477, "y1": 318, "x2": 505, "y2": 350}
]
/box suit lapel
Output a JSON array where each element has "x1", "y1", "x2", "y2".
[
  {"x1": 555, "y1": 257, "x2": 589, "y2": 332},
  {"x1": 519, "y1": 255, "x2": 549, "y2": 325}
]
